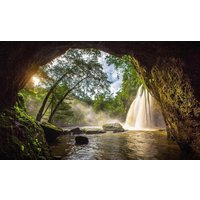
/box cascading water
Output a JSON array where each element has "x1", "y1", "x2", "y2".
[{"x1": 124, "y1": 85, "x2": 165, "y2": 130}]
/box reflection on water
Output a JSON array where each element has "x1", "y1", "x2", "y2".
[{"x1": 50, "y1": 130, "x2": 184, "y2": 160}]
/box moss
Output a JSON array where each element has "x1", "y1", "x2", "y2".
[
  {"x1": 15, "y1": 92, "x2": 27, "y2": 112},
  {"x1": 0, "y1": 94, "x2": 51, "y2": 159},
  {"x1": 40, "y1": 122, "x2": 63, "y2": 132},
  {"x1": 82, "y1": 128, "x2": 106, "y2": 134}
]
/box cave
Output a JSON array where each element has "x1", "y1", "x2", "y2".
[{"x1": 0, "y1": 41, "x2": 200, "y2": 159}]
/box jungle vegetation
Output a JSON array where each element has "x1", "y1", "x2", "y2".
[{"x1": 20, "y1": 49, "x2": 142, "y2": 126}]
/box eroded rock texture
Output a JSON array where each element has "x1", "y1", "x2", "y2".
[
  {"x1": 0, "y1": 41, "x2": 200, "y2": 157},
  {"x1": 134, "y1": 57, "x2": 200, "y2": 155}
]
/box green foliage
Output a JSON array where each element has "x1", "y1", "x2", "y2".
[
  {"x1": 21, "y1": 87, "x2": 48, "y2": 117},
  {"x1": 93, "y1": 55, "x2": 142, "y2": 121},
  {"x1": 21, "y1": 50, "x2": 143, "y2": 125},
  {"x1": 44, "y1": 49, "x2": 110, "y2": 123},
  {"x1": 43, "y1": 48, "x2": 110, "y2": 98},
  {"x1": 21, "y1": 145, "x2": 24, "y2": 152},
  {"x1": 21, "y1": 49, "x2": 111, "y2": 125}
]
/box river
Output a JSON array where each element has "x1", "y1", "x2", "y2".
[{"x1": 50, "y1": 129, "x2": 186, "y2": 160}]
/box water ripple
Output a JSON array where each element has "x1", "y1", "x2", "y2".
[{"x1": 50, "y1": 131, "x2": 183, "y2": 160}]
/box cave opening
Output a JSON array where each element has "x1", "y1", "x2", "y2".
[
  {"x1": 19, "y1": 48, "x2": 176, "y2": 160},
  {"x1": 23, "y1": 48, "x2": 166, "y2": 130},
  {"x1": 0, "y1": 42, "x2": 200, "y2": 159}
]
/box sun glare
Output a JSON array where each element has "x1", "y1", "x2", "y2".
[{"x1": 32, "y1": 76, "x2": 40, "y2": 87}]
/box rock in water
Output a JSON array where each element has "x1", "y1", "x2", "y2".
[
  {"x1": 40, "y1": 122, "x2": 63, "y2": 144},
  {"x1": 75, "y1": 136, "x2": 89, "y2": 145},
  {"x1": 102, "y1": 123, "x2": 124, "y2": 132},
  {"x1": 63, "y1": 130, "x2": 70, "y2": 135},
  {"x1": 82, "y1": 127, "x2": 106, "y2": 134},
  {"x1": 69, "y1": 127, "x2": 82, "y2": 135}
]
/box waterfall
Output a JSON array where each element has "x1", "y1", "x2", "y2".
[{"x1": 124, "y1": 85, "x2": 165, "y2": 130}]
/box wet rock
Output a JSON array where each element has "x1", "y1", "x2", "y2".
[
  {"x1": 63, "y1": 130, "x2": 70, "y2": 135},
  {"x1": 102, "y1": 123, "x2": 124, "y2": 132},
  {"x1": 69, "y1": 127, "x2": 83, "y2": 135},
  {"x1": 40, "y1": 122, "x2": 63, "y2": 144},
  {"x1": 82, "y1": 128, "x2": 106, "y2": 134},
  {"x1": 75, "y1": 136, "x2": 89, "y2": 145}
]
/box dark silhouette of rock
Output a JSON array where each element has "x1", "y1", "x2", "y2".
[
  {"x1": 69, "y1": 127, "x2": 82, "y2": 135},
  {"x1": 40, "y1": 122, "x2": 63, "y2": 144},
  {"x1": 75, "y1": 136, "x2": 89, "y2": 145},
  {"x1": 63, "y1": 130, "x2": 70, "y2": 135}
]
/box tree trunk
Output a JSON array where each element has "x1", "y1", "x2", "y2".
[
  {"x1": 36, "y1": 70, "x2": 69, "y2": 121},
  {"x1": 48, "y1": 77, "x2": 87, "y2": 123},
  {"x1": 41, "y1": 97, "x2": 53, "y2": 118}
]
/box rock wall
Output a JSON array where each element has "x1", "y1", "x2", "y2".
[
  {"x1": 134, "y1": 57, "x2": 200, "y2": 156},
  {"x1": 0, "y1": 94, "x2": 51, "y2": 159}
]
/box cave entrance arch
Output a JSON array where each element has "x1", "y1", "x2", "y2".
[{"x1": 0, "y1": 41, "x2": 200, "y2": 156}]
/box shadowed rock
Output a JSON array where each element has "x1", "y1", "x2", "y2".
[
  {"x1": 63, "y1": 130, "x2": 70, "y2": 135},
  {"x1": 75, "y1": 136, "x2": 89, "y2": 145},
  {"x1": 40, "y1": 122, "x2": 63, "y2": 144},
  {"x1": 69, "y1": 127, "x2": 83, "y2": 135}
]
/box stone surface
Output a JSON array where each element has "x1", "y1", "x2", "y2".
[
  {"x1": 82, "y1": 127, "x2": 106, "y2": 134},
  {"x1": 134, "y1": 57, "x2": 200, "y2": 154},
  {"x1": 0, "y1": 107, "x2": 51, "y2": 159},
  {"x1": 63, "y1": 130, "x2": 70, "y2": 135},
  {"x1": 102, "y1": 123, "x2": 124, "y2": 132},
  {"x1": 69, "y1": 127, "x2": 83, "y2": 135},
  {"x1": 75, "y1": 136, "x2": 89, "y2": 145},
  {"x1": 40, "y1": 122, "x2": 63, "y2": 144}
]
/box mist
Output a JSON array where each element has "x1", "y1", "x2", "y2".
[{"x1": 70, "y1": 99, "x2": 122, "y2": 126}]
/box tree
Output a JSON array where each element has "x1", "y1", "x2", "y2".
[
  {"x1": 92, "y1": 54, "x2": 142, "y2": 121},
  {"x1": 47, "y1": 76, "x2": 87, "y2": 123},
  {"x1": 35, "y1": 48, "x2": 110, "y2": 123}
]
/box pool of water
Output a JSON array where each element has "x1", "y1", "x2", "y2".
[{"x1": 50, "y1": 130, "x2": 185, "y2": 160}]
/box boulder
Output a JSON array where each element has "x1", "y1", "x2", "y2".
[
  {"x1": 63, "y1": 130, "x2": 70, "y2": 135},
  {"x1": 102, "y1": 123, "x2": 124, "y2": 132},
  {"x1": 69, "y1": 127, "x2": 82, "y2": 135},
  {"x1": 40, "y1": 122, "x2": 63, "y2": 144},
  {"x1": 82, "y1": 127, "x2": 106, "y2": 134},
  {"x1": 75, "y1": 136, "x2": 89, "y2": 145}
]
